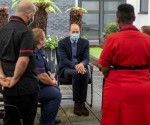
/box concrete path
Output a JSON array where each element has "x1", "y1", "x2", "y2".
[{"x1": 35, "y1": 67, "x2": 103, "y2": 125}]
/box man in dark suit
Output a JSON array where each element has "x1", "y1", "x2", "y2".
[{"x1": 58, "y1": 23, "x2": 90, "y2": 116}]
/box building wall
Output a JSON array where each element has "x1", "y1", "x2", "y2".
[
  {"x1": 1, "y1": 0, "x2": 150, "y2": 40},
  {"x1": 0, "y1": 0, "x2": 75, "y2": 37},
  {"x1": 47, "y1": 0, "x2": 75, "y2": 36},
  {"x1": 127, "y1": 0, "x2": 150, "y2": 29},
  {"x1": 0, "y1": 0, "x2": 15, "y2": 15}
]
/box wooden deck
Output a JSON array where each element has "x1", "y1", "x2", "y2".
[{"x1": 35, "y1": 67, "x2": 103, "y2": 125}]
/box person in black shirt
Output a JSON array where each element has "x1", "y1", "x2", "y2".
[{"x1": 0, "y1": 0, "x2": 39, "y2": 125}]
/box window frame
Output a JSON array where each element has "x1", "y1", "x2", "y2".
[
  {"x1": 139, "y1": 0, "x2": 148, "y2": 14},
  {"x1": 79, "y1": 0, "x2": 100, "y2": 40},
  {"x1": 79, "y1": 0, "x2": 126, "y2": 41}
]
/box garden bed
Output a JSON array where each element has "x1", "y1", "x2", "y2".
[{"x1": 90, "y1": 47, "x2": 102, "y2": 67}]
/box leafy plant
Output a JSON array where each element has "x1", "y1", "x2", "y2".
[
  {"x1": 44, "y1": 35, "x2": 62, "y2": 49},
  {"x1": 44, "y1": 35, "x2": 88, "y2": 50},
  {"x1": 11, "y1": 0, "x2": 61, "y2": 13},
  {"x1": 101, "y1": 22, "x2": 119, "y2": 40},
  {"x1": 65, "y1": 7, "x2": 88, "y2": 13},
  {"x1": 11, "y1": 0, "x2": 61, "y2": 34},
  {"x1": 81, "y1": 35, "x2": 88, "y2": 40}
]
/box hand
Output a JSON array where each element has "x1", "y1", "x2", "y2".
[
  {"x1": 48, "y1": 71, "x2": 57, "y2": 85},
  {"x1": 0, "y1": 74, "x2": 6, "y2": 79},
  {"x1": 0, "y1": 77, "x2": 10, "y2": 87},
  {"x1": 48, "y1": 71, "x2": 55, "y2": 80},
  {"x1": 6, "y1": 77, "x2": 19, "y2": 88},
  {"x1": 0, "y1": 74, "x2": 7, "y2": 90},
  {"x1": 52, "y1": 79, "x2": 57, "y2": 86},
  {"x1": 75, "y1": 63, "x2": 86, "y2": 74}
]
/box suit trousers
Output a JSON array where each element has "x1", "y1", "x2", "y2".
[
  {"x1": 3, "y1": 93, "x2": 38, "y2": 125},
  {"x1": 63, "y1": 68, "x2": 89, "y2": 102}
]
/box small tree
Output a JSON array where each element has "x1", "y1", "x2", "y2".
[
  {"x1": 0, "y1": 7, "x2": 8, "y2": 27},
  {"x1": 11, "y1": 0, "x2": 61, "y2": 34},
  {"x1": 66, "y1": 7, "x2": 88, "y2": 30}
]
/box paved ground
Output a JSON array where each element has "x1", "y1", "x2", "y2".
[
  {"x1": 35, "y1": 66, "x2": 103, "y2": 125},
  {"x1": 0, "y1": 66, "x2": 103, "y2": 125}
]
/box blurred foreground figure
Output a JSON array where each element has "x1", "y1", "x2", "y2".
[
  {"x1": 98, "y1": 3, "x2": 150, "y2": 125},
  {"x1": 0, "y1": 0, "x2": 39, "y2": 125}
]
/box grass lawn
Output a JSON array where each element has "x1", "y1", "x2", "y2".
[{"x1": 90, "y1": 47, "x2": 103, "y2": 59}]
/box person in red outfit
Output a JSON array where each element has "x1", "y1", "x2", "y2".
[{"x1": 98, "y1": 3, "x2": 150, "y2": 125}]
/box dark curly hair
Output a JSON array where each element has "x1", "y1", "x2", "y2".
[{"x1": 116, "y1": 4, "x2": 135, "y2": 24}]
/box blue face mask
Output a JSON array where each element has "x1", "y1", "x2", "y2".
[{"x1": 70, "y1": 34, "x2": 80, "y2": 41}]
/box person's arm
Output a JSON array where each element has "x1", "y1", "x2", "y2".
[
  {"x1": 37, "y1": 73, "x2": 56, "y2": 86},
  {"x1": 35, "y1": 50, "x2": 57, "y2": 86},
  {"x1": 58, "y1": 40, "x2": 76, "y2": 68},
  {"x1": 76, "y1": 40, "x2": 90, "y2": 74},
  {"x1": 81, "y1": 40, "x2": 90, "y2": 66},
  {"x1": 0, "y1": 60, "x2": 5, "y2": 78},
  {"x1": 100, "y1": 65, "x2": 110, "y2": 78},
  {"x1": 7, "y1": 56, "x2": 29, "y2": 88},
  {"x1": 98, "y1": 36, "x2": 114, "y2": 78},
  {"x1": 7, "y1": 29, "x2": 34, "y2": 88},
  {"x1": 0, "y1": 60, "x2": 10, "y2": 88}
]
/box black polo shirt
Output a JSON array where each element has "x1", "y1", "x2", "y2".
[{"x1": 0, "y1": 16, "x2": 39, "y2": 96}]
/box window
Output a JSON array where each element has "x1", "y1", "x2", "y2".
[
  {"x1": 80, "y1": 0, "x2": 100, "y2": 40},
  {"x1": 82, "y1": 26, "x2": 99, "y2": 39},
  {"x1": 82, "y1": 1, "x2": 99, "y2": 11},
  {"x1": 82, "y1": 14, "x2": 99, "y2": 25},
  {"x1": 140, "y1": 0, "x2": 148, "y2": 13},
  {"x1": 104, "y1": 14, "x2": 116, "y2": 26},
  {"x1": 79, "y1": 0, "x2": 126, "y2": 41},
  {"x1": 104, "y1": 1, "x2": 121, "y2": 11}
]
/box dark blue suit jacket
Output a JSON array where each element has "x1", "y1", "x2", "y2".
[{"x1": 58, "y1": 36, "x2": 89, "y2": 77}]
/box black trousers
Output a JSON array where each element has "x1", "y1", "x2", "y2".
[
  {"x1": 3, "y1": 93, "x2": 38, "y2": 125},
  {"x1": 63, "y1": 68, "x2": 89, "y2": 102}
]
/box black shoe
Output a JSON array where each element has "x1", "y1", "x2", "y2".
[
  {"x1": 74, "y1": 102, "x2": 82, "y2": 116},
  {"x1": 55, "y1": 119, "x2": 61, "y2": 124},
  {"x1": 81, "y1": 103, "x2": 89, "y2": 116}
]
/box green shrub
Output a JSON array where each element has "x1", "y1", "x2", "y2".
[
  {"x1": 101, "y1": 22, "x2": 119, "y2": 40},
  {"x1": 44, "y1": 35, "x2": 61, "y2": 49}
]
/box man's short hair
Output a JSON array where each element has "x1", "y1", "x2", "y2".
[
  {"x1": 116, "y1": 4, "x2": 135, "y2": 24},
  {"x1": 16, "y1": 0, "x2": 37, "y2": 15}
]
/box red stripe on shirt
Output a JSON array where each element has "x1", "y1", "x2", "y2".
[
  {"x1": 20, "y1": 50, "x2": 33, "y2": 53},
  {"x1": 36, "y1": 68, "x2": 45, "y2": 70},
  {"x1": 9, "y1": 19, "x2": 27, "y2": 25}
]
